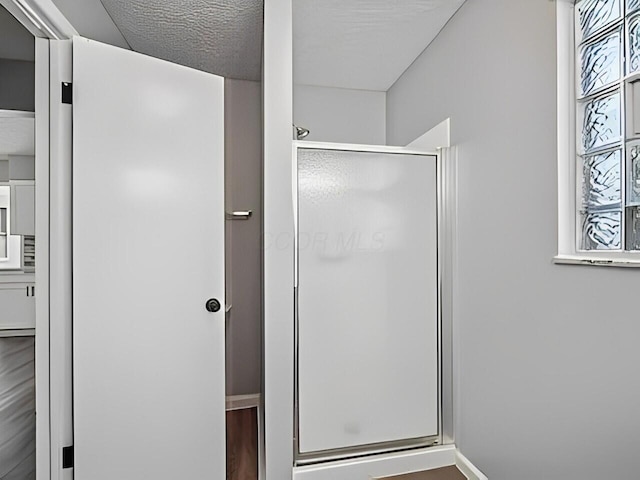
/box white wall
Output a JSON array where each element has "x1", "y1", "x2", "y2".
[
  {"x1": 387, "y1": 1, "x2": 640, "y2": 479},
  {"x1": 263, "y1": 0, "x2": 294, "y2": 478},
  {"x1": 225, "y1": 79, "x2": 262, "y2": 396},
  {"x1": 294, "y1": 84, "x2": 386, "y2": 145}
]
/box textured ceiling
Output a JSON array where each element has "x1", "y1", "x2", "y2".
[
  {"x1": 0, "y1": 6, "x2": 34, "y2": 62},
  {"x1": 99, "y1": 0, "x2": 263, "y2": 81},
  {"x1": 47, "y1": 0, "x2": 461, "y2": 88},
  {"x1": 294, "y1": 0, "x2": 467, "y2": 91}
]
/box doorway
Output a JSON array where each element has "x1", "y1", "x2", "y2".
[{"x1": 0, "y1": 5, "x2": 36, "y2": 479}]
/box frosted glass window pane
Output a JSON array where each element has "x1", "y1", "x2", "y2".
[
  {"x1": 629, "y1": 15, "x2": 640, "y2": 73},
  {"x1": 579, "y1": 31, "x2": 621, "y2": 96},
  {"x1": 626, "y1": 206, "x2": 640, "y2": 249},
  {"x1": 581, "y1": 210, "x2": 622, "y2": 249},
  {"x1": 577, "y1": 0, "x2": 621, "y2": 41},
  {"x1": 579, "y1": 92, "x2": 621, "y2": 153},
  {"x1": 0, "y1": 337, "x2": 35, "y2": 480},
  {"x1": 629, "y1": 0, "x2": 640, "y2": 13},
  {"x1": 296, "y1": 149, "x2": 438, "y2": 454},
  {"x1": 629, "y1": 145, "x2": 640, "y2": 203},
  {"x1": 581, "y1": 150, "x2": 622, "y2": 208}
]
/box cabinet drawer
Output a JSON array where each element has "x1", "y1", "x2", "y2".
[{"x1": 0, "y1": 283, "x2": 35, "y2": 330}]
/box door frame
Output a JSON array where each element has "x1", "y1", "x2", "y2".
[
  {"x1": 0, "y1": 0, "x2": 76, "y2": 40},
  {"x1": 0, "y1": 2, "x2": 77, "y2": 480},
  {"x1": 263, "y1": 136, "x2": 458, "y2": 476},
  {"x1": 46, "y1": 38, "x2": 73, "y2": 480}
]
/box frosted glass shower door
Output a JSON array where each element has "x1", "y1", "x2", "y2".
[{"x1": 296, "y1": 147, "x2": 439, "y2": 456}]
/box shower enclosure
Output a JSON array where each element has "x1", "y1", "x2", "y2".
[{"x1": 293, "y1": 142, "x2": 441, "y2": 464}]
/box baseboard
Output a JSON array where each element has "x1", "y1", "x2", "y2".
[
  {"x1": 293, "y1": 445, "x2": 457, "y2": 480},
  {"x1": 226, "y1": 393, "x2": 261, "y2": 411},
  {"x1": 455, "y1": 451, "x2": 488, "y2": 480}
]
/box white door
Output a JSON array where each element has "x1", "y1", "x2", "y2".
[{"x1": 72, "y1": 37, "x2": 225, "y2": 479}]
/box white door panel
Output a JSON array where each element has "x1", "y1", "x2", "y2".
[
  {"x1": 72, "y1": 37, "x2": 225, "y2": 479},
  {"x1": 297, "y1": 148, "x2": 439, "y2": 454}
]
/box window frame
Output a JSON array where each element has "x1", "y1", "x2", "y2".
[{"x1": 555, "y1": 0, "x2": 640, "y2": 266}]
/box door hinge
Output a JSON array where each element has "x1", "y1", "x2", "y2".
[
  {"x1": 62, "y1": 445, "x2": 74, "y2": 469},
  {"x1": 62, "y1": 82, "x2": 72, "y2": 104}
]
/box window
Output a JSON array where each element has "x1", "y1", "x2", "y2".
[{"x1": 556, "y1": 0, "x2": 640, "y2": 265}]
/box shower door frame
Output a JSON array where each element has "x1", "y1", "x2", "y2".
[{"x1": 291, "y1": 141, "x2": 450, "y2": 466}]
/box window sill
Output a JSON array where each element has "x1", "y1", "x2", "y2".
[{"x1": 553, "y1": 255, "x2": 640, "y2": 267}]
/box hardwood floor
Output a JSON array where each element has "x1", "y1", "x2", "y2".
[
  {"x1": 226, "y1": 407, "x2": 258, "y2": 480},
  {"x1": 379, "y1": 465, "x2": 467, "y2": 480}
]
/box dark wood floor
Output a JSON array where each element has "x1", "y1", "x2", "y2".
[
  {"x1": 226, "y1": 407, "x2": 258, "y2": 480},
  {"x1": 380, "y1": 465, "x2": 467, "y2": 480}
]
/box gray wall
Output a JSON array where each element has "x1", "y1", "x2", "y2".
[
  {"x1": 225, "y1": 79, "x2": 262, "y2": 396},
  {"x1": 0, "y1": 6, "x2": 34, "y2": 112},
  {"x1": 294, "y1": 84, "x2": 386, "y2": 145},
  {"x1": 0, "y1": 6, "x2": 34, "y2": 62},
  {"x1": 387, "y1": 1, "x2": 640, "y2": 479},
  {"x1": 0, "y1": 60, "x2": 34, "y2": 112}
]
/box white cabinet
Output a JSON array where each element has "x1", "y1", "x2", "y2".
[
  {"x1": 0, "y1": 186, "x2": 21, "y2": 270},
  {"x1": 0, "y1": 182, "x2": 34, "y2": 270},
  {"x1": 0, "y1": 283, "x2": 35, "y2": 330},
  {"x1": 12, "y1": 184, "x2": 34, "y2": 236}
]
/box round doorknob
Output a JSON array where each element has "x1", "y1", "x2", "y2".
[{"x1": 205, "y1": 298, "x2": 221, "y2": 313}]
